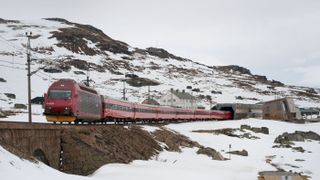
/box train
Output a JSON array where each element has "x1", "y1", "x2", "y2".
[{"x1": 43, "y1": 79, "x2": 232, "y2": 123}]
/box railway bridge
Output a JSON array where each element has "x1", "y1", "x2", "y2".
[
  {"x1": 0, "y1": 121, "x2": 161, "y2": 175},
  {"x1": 0, "y1": 122, "x2": 62, "y2": 169}
]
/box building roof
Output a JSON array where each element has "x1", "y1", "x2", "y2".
[
  {"x1": 258, "y1": 171, "x2": 303, "y2": 177},
  {"x1": 170, "y1": 89, "x2": 196, "y2": 100},
  {"x1": 299, "y1": 107, "x2": 320, "y2": 114}
]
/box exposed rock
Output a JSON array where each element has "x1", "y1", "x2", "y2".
[
  {"x1": 146, "y1": 47, "x2": 186, "y2": 61},
  {"x1": 14, "y1": 103, "x2": 27, "y2": 109},
  {"x1": 60, "y1": 126, "x2": 161, "y2": 175},
  {"x1": 0, "y1": 77, "x2": 6, "y2": 82},
  {"x1": 193, "y1": 128, "x2": 239, "y2": 138},
  {"x1": 0, "y1": 109, "x2": 6, "y2": 118},
  {"x1": 31, "y1": 97, "x2": 44, "y2": 105},
  {"x1": 292, "y1": 146, "x2": 305, "y2": 153},
  {"x1": 4, "y1": 93, "x2": 16, "y2": 99},
  {"x1": 270, "y1": 79, "x2": 284, "y2": 86},
  {"x1": 125, "y1": 73, "x2": 139, "y2": 78},
  {"x1": 227, "y1": 149, "x2": 248, "y2": 156},
  {"x1": 254, "y1": 75, "x2": 268, "y2": 82},
  {"x1": 73, "y1": 70, "x2": 86, "y2": 75},
  {"x1": 240, "y1": 132, "x2": 260, "y2": 140},
  {"x1": 193, "y1": 128, "x2": 259, "y2": 139},
  {"x1": 235, "y1": 96, "x2": 259, "y2": 101},
  {"x1": 0, "y1": 109, "x2": 17, "y2": 118},
  {"x1": 274, "y1": 131, "x2": 320, "y2": 144},
  {"x1": 211, "y1": 90, "x2": 222, "y2": 94},
  {"x1": 125, "y1": 77, "x2": 160, "y2": 87},
  {"x1": 43, "y1": 67, "x2": 62, "y2": 73},
  {"x1": 197, "y1": 147, "x2": 225, "y2": 160},
  {"x1": 273, "y1": 131, "x2": 320, "y2": 152},
  {"x1": 306, "y1": 88, "x2": 317, "y2": 94},
  {"x1": 0, "y1": 18, "x2": 20, "y2": 24},
  {"x1": 216, "y1": 65, "x2": 252, "y2": 75},
  {"x1": 49, "y1": 22, "x2": 130, "y2": 55},
  {"x1": 153, "y1": 128, "x2": 201, "y2": 152},
  {"x1": 240, "y1": 124, "x2": 269, "y2": 134}
]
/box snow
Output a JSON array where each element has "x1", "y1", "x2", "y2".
[
  {"x1": 140, "y1": 125, "x2": 160, "y2": 133},
  {"x1": 2, "y1": 119, "x2": 319, "y2": 180},
  {"x1": 0, "y1": 146, "x2": 89, "y2": 180}
]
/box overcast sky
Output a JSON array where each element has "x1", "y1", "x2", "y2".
[{"x1": 1, "y1": 0, "x2": 320, "y2": 88}]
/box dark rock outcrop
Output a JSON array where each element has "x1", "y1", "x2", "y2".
[
  {"x1": 273, "y1": 131, "x2": 320, "y2": 152},
  {"x1": 49, "y1": 22, "x2": 130, "y2": 55},
  {"x1": 125, "y1": 77, "x2": 160, "y2": 87},
  {"x1": 60, "y1": 126, "x2": 161, "y2": 175},
  {"x1": 274, "y1": 131, "x2": 320, "y2": 145},
  {"x1": 73, "y1": 71, "x2": 86, "y2": 75},
  {"x1": 0, "y1": 18, "x2": 20, "y2": 24},
  {"x1": 146, "y1": 47, "x2": 186, "y2": 61},
  {"x1": 14, "y1": 103, "x2": 27, "y2": 109},
  {"x1": 4, "y1": 93, "x2": 16, "y2": 99},
  {"x1": 240, "y1": 124, "x2": 269, "y2": 134},
  {"x1": 197, "y1": 147, "x2": 225, "y2": 160},
  {"x1": 216, "y1": 65, "x2": 252, "y2": 75},
  {"x1": 0, "y1": 77, "x2": 6, "y2": 82},
  {"x1": 153, "y1": 128, "x2": 201, "y2": 152},
  {"x1": 43, "y1": 67, "x2": 62, "y2": 73},
  {"x1": 227, "y1": 149, "x2": 248, "y2": 156}
]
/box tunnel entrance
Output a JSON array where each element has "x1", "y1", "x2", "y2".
[
  {"x1": 33, "y1": 149, "x2": 50, "y2": 166},
  {"x1": 220, "y1": 106, "x2": 235, "y2": 119}
]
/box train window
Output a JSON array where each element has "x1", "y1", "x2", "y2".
[{"x1": 49, "y1": 90, "x2": 71, "y2": 99}]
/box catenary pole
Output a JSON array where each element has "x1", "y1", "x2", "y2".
[{"x1": 26, "y1": 32, "x2": 32, "y2": 123}]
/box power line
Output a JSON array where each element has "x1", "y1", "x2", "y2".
[
  {"x1": 0, "y1": 35, "x2": 25, "y2": 53},
  {"x1": 0, "y1": 63, "x2": 26, "y2": 70},
  {"x1": 0, "y1": 34, "x2": 47, "y2": 60},
  {"x1": 0, "y1": 59, "x2": 25, "y2": 66}
]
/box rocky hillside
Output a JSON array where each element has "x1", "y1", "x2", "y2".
[{"x1": 0, "y1": 18, "x2": 319, "y2": 113}]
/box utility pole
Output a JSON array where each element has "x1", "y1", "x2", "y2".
[
  {"x1": 148, "y1": 86, "x2": 150, "y2": 100},
  {"x1": 26, "y1": 32, "x2": 32, "y2": 123},
  {"x1": 122, "y1": 79, "x2": 126, "y2": 101}
]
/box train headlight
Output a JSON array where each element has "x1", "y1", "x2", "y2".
[{"x1": 63, "y1": 107, "x2": 71, "y2": 115}]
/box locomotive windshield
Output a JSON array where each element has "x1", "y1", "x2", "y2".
[{"x1": 48, "y1": 90, "x2": 71, "y2": 99}]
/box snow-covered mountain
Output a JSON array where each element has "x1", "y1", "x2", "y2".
[{"x1": 0, "y1": 17, "x2": 319, "y2": 113}]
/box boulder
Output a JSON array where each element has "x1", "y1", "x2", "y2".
[
  {"x1": 73, "y1": 71, "x2": 86, "y2": 75},
  {"x1": 0, "y1": 109, "x2": 6, "y2": 118},
  {"x1": 275, "y1": 131, "x2": 320, "y2": 144},
  {"x1": 4, "y1": 93, "x2": 16, "y2": 99},
  {"x1": 0, "y1": 77, "x2": 6, "y2": 82},
  {"x1": 240, "y1": 124, "x2": 269, "y2": 135},
  {"x1": 43, "y1": 67, "x2": 62, "y2": 73},
  {"x1": 14, "y1": 103, "x2": 27, "y2": 109},
  {"x1": 197, "y1": 147, "x2": 225, "y2": 161},
  {"x1": 227, "y1": 149, "x2": 248, "y2": 156}
]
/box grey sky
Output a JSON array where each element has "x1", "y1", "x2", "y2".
[{"x1": 1, "y1": 0, "x2": 320, "y2": 88}]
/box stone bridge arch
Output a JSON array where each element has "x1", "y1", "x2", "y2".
[
  {"x1": 0, "y1": 122, "x2": 62, "y2": 169},
  {"x1": 33, "y1": 148, "x2": 50, "y2": 165}
]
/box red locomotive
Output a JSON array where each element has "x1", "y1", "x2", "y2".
[{"x1": 43, "y1": 79, "x2": 232, "y2": 123}]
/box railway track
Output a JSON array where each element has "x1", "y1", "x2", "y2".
[{"x1": 0, "y1": 118, "x2": 221, "y2": 128}]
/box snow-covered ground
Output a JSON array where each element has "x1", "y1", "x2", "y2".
[{"x1": 1, "y1": 119, "x2": 319, "y2": 180}]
